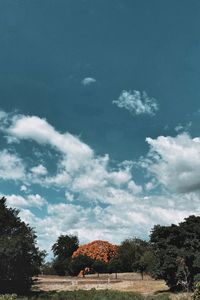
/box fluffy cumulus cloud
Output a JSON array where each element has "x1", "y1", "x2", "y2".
[
  {"x1": 144, "y1": 133, "x2": 200, "y2": 193},
  {"x1": 81, "y1": 77, "x2": 96, "y2": 86},
  {"x1": 6, "y1": 194, "x2": 46, "y2": 209},
  {"x1": 0, "y1": 150, "x2": 25, "y2": 181},
  {"x1": 113, "y1": 90, "x2": 158, "y2": 116},
  {"x1": 31, "y1": 164, "x2": 47, "y2": 175},
  {"x1": 1, "y1": 110, "x2": 200, "y2": 253},
  {"x1": 17, "y1": 193, "x2": 200, "y2": 254},
  {"x1": 0, "y1": 112, "x2": 141, "y2": 205}
]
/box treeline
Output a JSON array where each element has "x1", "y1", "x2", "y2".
[
  {"x1": 44, "y1": 236, "x2": 153, "y2": 279},
  {"x1": 43, "y1": 216, "x2": 200, "y2": 292},
  {"x1": 1, "y1": 196, "x2": 200, "y2": 294}
]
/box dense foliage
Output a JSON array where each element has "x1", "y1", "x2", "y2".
[
  {"x1": 0, "y1": 197, "x2": 45, "y2": 294},
  {"x1": 150, "y1": 215, "x2": 200, "y2": 291},
  {"x1": 69, "y1": 254, "x2": 94, "y2": 276},
  {"x1": 72, "y1": 240, "x2": 118, "y2": 262},
  {"x1": 52, "y1": 234, "x2": 79, "y2": 275},
  {"x1": 118, "y1": 238, "x2": 155, "y2": 279}
]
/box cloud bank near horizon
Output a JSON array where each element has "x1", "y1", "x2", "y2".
[{"x1": 0, "y1": 110, "x2": 199, "y2": 254}]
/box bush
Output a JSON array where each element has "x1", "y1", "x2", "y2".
[
  {"x1": 0, "y1": 295, "x2": 17, "y2": 300},
  {"x1": 193, "y1": 282, "x2": 200, "y2": 300}
]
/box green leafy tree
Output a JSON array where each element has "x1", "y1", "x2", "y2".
[
  {"x1": 150, "y1": 215, "x2": 200, "y2": 291},
  {"x1": 69, "y1": 255, "x2": 94, "y2": 276},
  {"x1": 92, "y1": 260, "x2": 107, "y2": 277},
  {"x1": 132, "y1": 250, "x2": 156, "y2": 280},
  {"x1": 52, "y1": 234, "x2": 79, "y2": 275},
  {"x1": 41, "y1": 261, "x2": 56, "y2": 275},
  {"x1": 118, "y1": 238, "x2": 149, "y2": 273},
  {"x1": 107, "y1": 258, "x2": 122, "y2": 279},
  {"x1": 0, "y1": 197, "x2": 45, "y2": 294}
]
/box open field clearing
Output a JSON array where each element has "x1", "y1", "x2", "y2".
[
  {"x1": 32, "y1": 274, "x2": 192, "y2": 299},
  {"x1": 33, "y1": 273, "x2": 167, "y2": 294}
]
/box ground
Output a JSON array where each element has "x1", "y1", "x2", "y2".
[{"x1": 32, "y1": 273, "x2": 192, "y2": 299}]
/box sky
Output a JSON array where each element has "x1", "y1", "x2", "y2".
[{"x1": 1, "y1": 0, "x2": 200, "y2": 256}]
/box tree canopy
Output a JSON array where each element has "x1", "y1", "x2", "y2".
[
  {"x1": 150, "y1": 215, "x2": 200, "y2": 291},
  {"x1": 52, "y1": 234, "x2": 79, "y2": 275},
  {"x1": 0, "y1": 197, "x2": 45, "y2": 294},
  {"x1": 118, "y1": 238, "x2": 150, "y2": 273}
]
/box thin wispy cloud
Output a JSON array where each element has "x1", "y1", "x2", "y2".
[
  {"x1": 174, "y1": 121, "x2": 192, "y2": 133},
  {"x1": 113, "y1": 90, "x2": 158, "y2": 116}
]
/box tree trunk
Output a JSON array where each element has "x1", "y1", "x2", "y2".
[{"x1": 141, "y1": 272, "x2": 144, "y2": 280}]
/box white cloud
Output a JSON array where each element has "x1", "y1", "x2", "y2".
[
  {"x1": 2, "y1": 110, "x2": 200, "y2": 254},
  {"x1": 14, "y1": 193, "x2": 200, "y2": 254},
  {"x1": 81, "y1": 77, "x2": 96, "y2": 86},
  {"x1": 1, "y1": 112, "x2": 142, "y2": 205},
  {"x1": 128, "y1": 180, "x2": 142, "y2": 194},
  {"x1": 6, "y1": 194, "x2": 46, "y2": 209},
  {"x1": 65, "y1": 191, "x2": 74, "y2": 202},
  {"x1": 0, "y1": 150, "x2": 25, "y2": 181},
  {"x1": 20, "y1": 185, "x2": 28, "y2": 192},
  {"x1": 113, "y1": 90, "x2": 158, "y2": 116},
  {"x1": 145, "y1": 181, "x2": 156, "y2": 191},
  {"x1": 175, "y1": 122, "x2": 192, "y2": 133},
  {"x1": 31, "y1": 164, "x2": 47, "y2": 175},
  {"x1": 6, "y1": 115, "x2": 93, "y2": 174},
  {"x1": 144, "y1": 133, "x2": 200, "y2": 193}
]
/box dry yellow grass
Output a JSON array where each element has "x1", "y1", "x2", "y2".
[
  {"x1": 33, "y1": 274, "x2": 193, "y2": 299},
  {"x1": 33, "y1": 273, "x2": 168, "y2": 295}
]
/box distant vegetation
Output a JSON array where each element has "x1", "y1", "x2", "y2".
[
  {"x1": 48, "y1": 214, "x2": 200, "y2": 293},
  {"x1": 1, "y1": 196, "x2": 200, "y2": 296}
]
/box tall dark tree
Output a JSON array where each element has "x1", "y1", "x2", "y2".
[
  {"x1": 0, "y1": 197, "x2": 45, "y2": 294},
  {"x1": 107, "y1": 258, "x2": 122, "y2": 279},
  {"x1": 150, "y1": 215, "x2": 200, "y2": 291},
  {"x1": 118, "y1": 238, "x2": 149, "y2": 273},
  {"x1": 132, "y1": 250, "x2": 155, "y2": 280},
  {"x1": 52, "y1": 234, "x2": 79, "y2": 275}
]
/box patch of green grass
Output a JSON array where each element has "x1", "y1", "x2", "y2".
[
  {"x1": 146, "y1": 293, "x2": 171, "y2": 300},
  {"x1": 23, "y1": 290, "x2": 143, "y2": 300},
  {"x1": 0, "y1": 290, "x2": 191, "y2": 300}
]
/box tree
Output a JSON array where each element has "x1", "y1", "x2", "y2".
[
  {"x1": 118, "y1": 238, "x2": 149, "y2": 273},
  {"x1": 69, "y1": 255, "x2": 94, "y2": 276},
  {"x1": 132, "y1": 250, "x2": 156, "y2": 280},
  {"x1": 107, "y1": 258, "x2": 122, "y2": 279},
  {"x1": 52, "y1": 234, "x2": 79, "y2": 275},
  {"x1": 92, "y1": 260, "x2": 107, "y2": 277},
  {"x1": 41, "y1": 261, "x2": 56, "y2": 275},
  {"x1": 0, "y1": 197, "x2": 45, "y2": 294},
  {"x1": 150, "y1": 215, "x2": 200, "y2": 291}
]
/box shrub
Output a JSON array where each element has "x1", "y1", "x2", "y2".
[{"x1": 193, "y1": 282, "x2": 200, "y2": 300}]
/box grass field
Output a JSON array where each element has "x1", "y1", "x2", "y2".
[
  {"x1": 28, "y1": 274, "x2": 192, "y2": 299},
  {"x1": 0, "y1": 290, "x2": 192, "y2": 300}
]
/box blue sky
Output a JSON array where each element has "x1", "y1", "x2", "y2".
[{"x1": 1, "y1": 0, "x2": 200, "y2": 255}]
